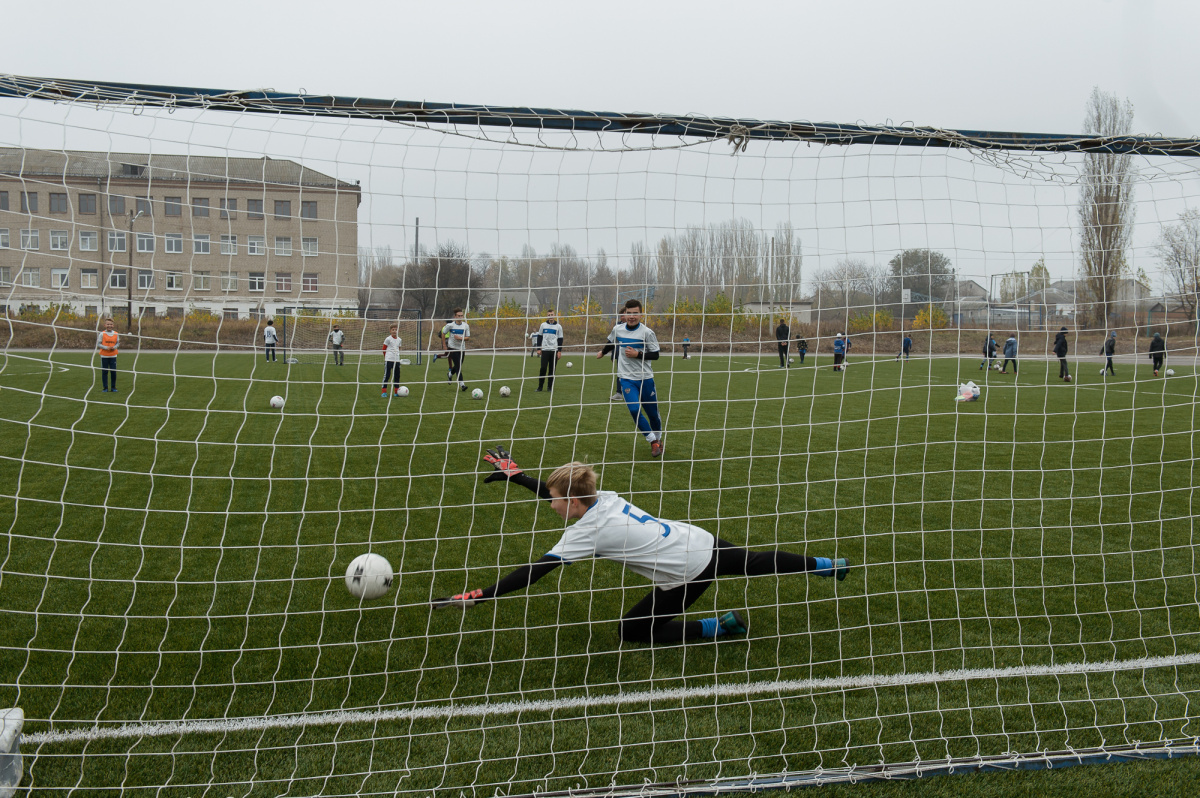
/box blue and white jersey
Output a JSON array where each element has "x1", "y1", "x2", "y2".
[
  {"x1": 546, "y1": 491, "x2": 714, "y2": 588},
  {"x1": 537, "y1": 321, "x2": 564, "y2": 351},
  {"x1": 833, "y1": 337, "x2": 846, "y2": 355},
  {"x1": 607, "y1": 322, "x2": 660, "y2": 380},
  {"x1": 264, "y1": 325, "x2": 278, "y2": 345},
  {"x1": 442, "y1": 321, "x2": 470, "y2": 351}
]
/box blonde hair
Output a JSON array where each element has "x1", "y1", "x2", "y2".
[{"x1": 545, "y1": 462, "x2": 598, "y2": 506}]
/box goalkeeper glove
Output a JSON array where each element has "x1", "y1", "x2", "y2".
[
  {"x1": 432, "y1": 588, "x2": 484, "y2": 609},
  {"x1": 483, "y1": 445, "x2": 523, "y2": 483}
]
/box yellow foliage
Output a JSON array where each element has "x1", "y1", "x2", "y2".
[{"x1": 911, "y1": 304, "x2": 949, "y2": 330}]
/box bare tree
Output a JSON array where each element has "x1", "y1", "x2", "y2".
[
  {"x1": 810, "y1": 258, "x2": 885, "y2": 321},
  {"x1": 357, "y1": 245, "x2": 398, "y2": 312},
  {"x1": 1078, "y1": 87, "x2": 1137, "y2": 326},
  {"x1": 1154, "y1": 207, "x2": 1200, "y2": 322}
]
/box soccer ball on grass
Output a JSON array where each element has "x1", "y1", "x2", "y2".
[
  {"x1": 345, "y1": 553, "x2": 393, "y2": 600},
  {"x1": 472, "y1": 388, "x2": 484, "y2": 399},
  {"x1": 396, "y1": 386, "x2": 409, "y2": 397},
  {"x1": 499, "y1": 386, "x2": 511, "y2": 397},
  {"x1": 566, "y1": 361, "x2": 574, "y2": 368},
  {"x1": 1166, "y1": 368, "x2": 1176, "y2": 377},
  {"x1": 270, "y1": 395, "x2": 284, "y2": 409}
]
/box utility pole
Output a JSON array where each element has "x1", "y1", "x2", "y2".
[{"x1": 126, "y1": 210, "x2": 143, "y2": 331}]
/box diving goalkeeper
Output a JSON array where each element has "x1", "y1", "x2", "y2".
[{"x1": 433, "y1": 447, "x2": 848, "y2": 644}]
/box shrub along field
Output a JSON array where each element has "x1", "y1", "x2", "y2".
[{"x1": 1, "y1": 348, "x2": 1198, "y2": 796}]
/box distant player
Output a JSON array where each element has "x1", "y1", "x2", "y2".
[
  {"x1": 1102, "y1": 331, "x2": 1116, "y2": 376},
  {"x1": 442, "y1": 309, "x2": 471, "y2": 391},
  {"x1": 775, "y1": 318, "x2": 790, "y2": 367},
  {"x1": 535, "y1": 310, "x2": 564, "y2": 392},
  {"x1": 1001, "y1": 334, "x2": 1018, "y2": 374},
  {"x1": 832, "y1": 333, "x2": 846, "y2": 371},
  {"x1": 328, "y1": 324, "x2": 345, "y2": 367},
  {"x1": 1053, "y1": 326, "x2": 1071, "y2": 381},
  {"x1": 1149, "y1": 332, "x2": 1166, "y2": 376},
  {"x1": 681, "y1": 336, "x2": 691, "y2": 360},
  {"x1": 96, "y1": 316, "x2": 119, "y2": 393},
  {"x1": 896, "y1": 332, "x2": 912, "y2": 362},
  {"x1": 433, "y1": 448, "x2": 848, "y2": 645},
  {"x1": 597, "y1": 299, "x2": 663, "y2": 457},
  {"x1": 979, "y1": 334, "x2": 998, "y2": 370},
  {"x1": 263, "y1": 318, "x2": 278, "y2": 362},
  {"x1": 795, "y1": 334, "x2": 808, "y2": 364},
  {"x1": 381, "y1": 325, "x2": 402, "y2": 397}
]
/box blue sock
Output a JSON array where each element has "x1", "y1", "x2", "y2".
[
  {"x1": 699, "y1": 617, "x2": 725, "y2": 638},
  {"x1": 814, "y1": 557, "x2": 834, "y2": 577}
]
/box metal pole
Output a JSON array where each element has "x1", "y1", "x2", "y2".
[{"x1": 127, "y1": 212, "x2": 134, "y2": 331}]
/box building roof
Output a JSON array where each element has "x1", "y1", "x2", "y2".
[{"x1": 0, "y1": 147, "x2": 357, "y2": 191}]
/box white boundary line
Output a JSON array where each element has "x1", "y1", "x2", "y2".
[{"x1": 25, "y1": 651, "x2": 1200, "y2": 746}]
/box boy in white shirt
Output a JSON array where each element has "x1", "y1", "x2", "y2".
[
  {"x1": 263, "y1": 319, "x2": 278, "y2": 362},
  {"x1": 381, "y1": 325, "x2": 402, "y2": 397},
  {"x1": 441, "y1": 308, "x2": 471, "y2": 392},
  {"x1": 534, "y1": 309, "x2": 564, "y2": 391},
  {"x1": 434, "y1": 448, "x2": 848, "y2": 644},
  {"x1": 596, "y1": 299, "x2": 664, "y2": 456},
  {"x1": 328, "y1": 324, "x2": 345, "y2": 366}
]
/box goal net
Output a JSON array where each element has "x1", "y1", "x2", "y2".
[{"x1": 1, "y1": 75, "x2": 1199, "y2": 797}]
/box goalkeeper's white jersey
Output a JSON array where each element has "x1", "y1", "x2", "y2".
[
  {"x1": 383, "y1": 334, "x2": 402, "y2": 362},
  {"x1": 264, "y1": 326, "x2": 278, "y2": 344},
  {"x1": 545, "y1": 491, "x2": 714, "y2": 589},
  {"x1": 442, "y1": 321, "x2": 470, "y2": 350},
  {"x1": 607, "y1": 322, "x2": 660, "y2": 381},
  {"x1": 329, "y1": 329, "x2": 345, "y2": 346},
  {"x1": 537, "y1": 321, "x2": 563, "y2": 351}
]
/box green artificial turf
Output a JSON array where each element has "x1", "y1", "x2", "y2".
[{"x1": 1, "y1": 349, "x2": 1197, "y2": 796}]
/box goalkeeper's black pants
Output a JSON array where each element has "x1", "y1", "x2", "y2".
[
  {"x1": 538, "y1": 351, "x2": 557, "y2": 390},
  {"x1": 778, "y1": 343, "x2": 789, "y2": 367},
  {"x1": 617, "y1": 539, "x2": 817, "y2": 644},
  {"x1": 1059, "y1": 358, "x2": 1070, "y2": 379},
  {"x1": 382, "y1": 361, "x2": 401, "y2": 388},
  {"x1": 448, "y1": 351, "x2": 466, "y2": 384}
]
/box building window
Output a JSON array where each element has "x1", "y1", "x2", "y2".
[
  {"x1": 138, "y1": 306, "x2": 155, "y2": 318},
  {"x1": 85, "y1": 305, "x2": 98, "y2": 317},
  {"x1": 0, "y1": 229, "x2": 7, "y2": 249},
  {"x1": 110, "y1": 269, "x2": 127, "y2": 289},
  {"x1": 79, "y1": 230, "x2": 98, "y2": 251},
  {"x1": 301, "y1": 237, "x2": 318, "y2": 257},
  {"x1": 302, "y1": 273, "x2": 318, "y2": 292},
  {"x1": 220, "y1": 198, "x2": 237, "y2": 219},
  {"x1": 0, "y1": 267, "x2": 9, "y2": 285},
  {"x1": 166, "y1": 272, "x2": 184, "y2": 290},
  {"x1": 79, "y1": 194, "x2": 97, "y2": 215},
  {"x1": 81, "y1": 269, "x2": 99, "y2": 289},
  {"x1": 20, "y1": 192, "x2": 37, "y2": 214},
  {"x1": 50, "y1": 230, "x2": 69, "y2": 251},
  {"x1": 0, "y1": 191, "x2": 7, "y2": 210},
  {"x1": 136, "y1": 197, "x2": 152, "y2": 216},
  {"x1": 164, "y1": 196, "x2": 183, "y2": 217},
  {"x1": 49, "y1": 193, "x2": 69, "y2": 214},
  {"x1": 138, "y1": 269, "x2": 154, "y2": 290},
  {"x1": 193, "y1": 271, "x2": 211, "y2": 291},
  {"x1": 274, "y1": 200, "x2": 291, "y2": 219},
  {"x1": 247, "y1": 199, "x2": 264, "y2": 219},
  {"x1": 275, "y1": 273, "x2": 292, "y2": 292},
  {"x1": 19, "y1": 268, "x2": 41, "y2": 287},
  {"x1": 193, "y1": 234, "x2": 211, "y2": 254},
  {"x1": 223, "y1": 308, "x2": 238, "y2": 320},
  {"x1": 248, "y1": 272, "x2": 265, "y2": 292},
  {"x1": 220, "y1": 235, "x2": 237, "y2": 255},
  {"x1": 221, "y1": 271, "x2": 237, "y2": 291},
  {"x1": 300, "y1": 200, "x2": 317, "y2": 219},
  {"x1": 108, "y1": 231, "x2": 127, "y2": 252},
  {"x1": 109, "y1": 195, "x2": 126, "y2": 216},
  {"x1": 165, "y1": 234, "x2": 183, "y2": 254},
  {"x1": 51, "y1": 268, "x2": 70, "y2": 289},
  {"x1": 166, "y1": 306, "x2": 185, "y2": 318},
  {"x1": 192, "y1": 197, "x2": 210, "y2": 217},
  {"x1": 248, "y1": 236, "x2": 266, "y2": 255},
  {"x1": 20, "y1": 229, "x2": 39, "y2": 250},
  {"x1": 274, "y1": 236, "x2": 292, "y2": 256},
  {"x1": 136, "y1": 233, "x2": 155, "y2": 253}
]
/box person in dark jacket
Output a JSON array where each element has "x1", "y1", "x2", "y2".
[
  {"x1": 1149, "y1": 332, "x2": 1166, "y2": 376},
  {"x1": 1053, "y1": 327, "x2": 1071, "y2": 381},
  {"x1": 795, "y1": 335, "x2": 808, "y2": 364},
  {"x1": 1102, "y1": 332, "x2": 1117, "y2": 376},
  {"x1": 896, "y1": 332, "x2": 912, "y2": 362},
  {"x1": 775, "y1": 319, "x2": 790, "y2": 367},
  {"x1": 1001, "y1": 334, "x2": 1018, "y2": 374},
  {"x1": 980, "y1": 334, "x2": 998, "y2": 370}
]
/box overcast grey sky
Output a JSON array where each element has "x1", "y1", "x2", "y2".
[{"x1": 5, "y1": 0, "x2": 1200, "y2": 287}]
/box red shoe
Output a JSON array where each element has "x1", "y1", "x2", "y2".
[{"x1": 650, "y1": 440, "x2": 664, "y2": 458}]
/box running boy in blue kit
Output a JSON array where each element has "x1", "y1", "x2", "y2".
[
  {"x1": 596, "y1": 299, "x2": 664, "y2": 457},
  {"x1": 433, "y1": 449, "x2": 848, "y2": 645}
]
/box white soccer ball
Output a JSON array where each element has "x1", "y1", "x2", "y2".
[
  {"x1": 1166, "y1": 368, "x2": 1176, "y2": 377},
  {"x1": 1101, "y1": 368, "x2": 1107, "y2": 375},
  {"x1": 397, "y1": 386, "x2": 409, "y2": 397},
  {"x1": 566, "y1": 361, "x2": 574, "y2": 368},
  {"x1": 788, "y1": 358, "x2": 794, "y2": 364},
  {"x1": 270, "y1": 395, "x2": 284, "y2": 409},
  {"x1": 345, "y1": 553, "x2": 393, "y2": 600},
  {"x1": 499, "y1": 385, "x2": 511, "y2": 397},
  {"x1": 993, "y1": 363, "x2": 1001, "y2": 371},
  {"x1": 472, "y1": 388, "x2": 484, "y2": 399}
]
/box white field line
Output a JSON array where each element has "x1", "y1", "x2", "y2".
[{"x1": 25, "y1": 651, "x2": 1200, "y2": 746}]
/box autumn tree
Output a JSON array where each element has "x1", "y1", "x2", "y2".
[{"x1": 1154, "y1": 207, "x2": 1200, "y2": 322}]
